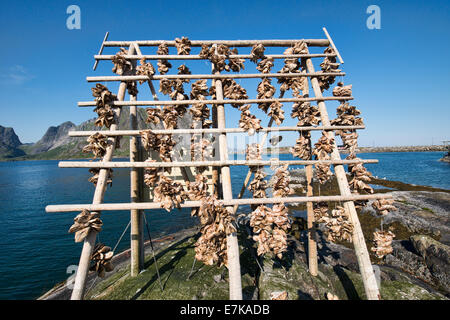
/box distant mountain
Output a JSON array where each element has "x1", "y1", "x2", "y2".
[
  {"x1": 27, "y1": 121, "x2": 76, "y2": 155},
  {"x1": 0, "y1": 125, "x2": 25, "y2": 158},
  {"x1": 1, "y1": 107, "x2": 153, "y2": 161}
]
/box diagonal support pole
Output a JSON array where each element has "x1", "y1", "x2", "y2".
[
  {"x1": 304, "y1": 47, "x2": 380, "y2": 300},
  {"x1": 71, "y1": 44, "x2": 136, "y2": 300}
]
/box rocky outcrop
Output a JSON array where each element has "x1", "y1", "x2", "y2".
[{"x1": 0, "y1": 125, "x2": 25, "y2": 158}]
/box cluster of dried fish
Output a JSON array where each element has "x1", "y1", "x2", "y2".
[
  {"x1": 248, "y1": 169, "x2": 267, "y2": 199},
  {"x1": 154, "y1": 174, "x2": 188, "y2": 211},
  {"x1": 157, "y1": 43, "x2": 172, "y2": 74},
  {"x1": 175, "y1": 37, "x2": 191, "y2": 55},
  {"x1": 82, "y1": 133, "x2": 109, "y2": 159},
  {"x1": 143, "y1": 159, "x2": 163, "y2": 187},
  {"x1": 318, "y1": 47, "x2": 340, "y2": 92},
  {"x1": 312, "y1": 132, "x2": 334, "y2": 184},
  {"x1": 270, "y1": 164, "x2": 293, "y2": 197},
  {"x1": 372, "y1": 199, "x2": 397, "y2": 216},
  {"x1": 68, "y1": 209, "x2": 103, "y2": 243},
  {"x1": 250, "y1": 204, "x2": 290, "y2": 259},
  {"x1": 239, "y1": 104, "x2": 262, "y2": 135},
  {"x1": 89, "y1": 243, "x2": 114, "y2": 277},
  {"x1": 190, "y1": 136, "x2": 213, "y2": 163},
  {"x1": 250, "y1": 165, "x2": 292, "y2": 258},
  {"x1": 88, "y1": 168, "x2": 113, "y2": 187},
  {"x1": 277, "y1": 41, "x2": 308, "y2": 97},
  {"x1": 193, "y1": 195, "x2": 236, "y2": 267},
  {"x1": 313, "y1": 202, "x2": 329, "y2": 223},
  {"x1": 331, "y1": 102, "x2": 363, "y2": 126},
  {"x1": 91, "y1": 84, "x2": 117, "y2": 129},
  {"x1": 187, "y1": 174, "x2": 209, "y2": 200},
  {"x1": 136, "y1": 58, "x2": 155, "y2": 84},
  {"x1": 332, "y1": 82, "x2": 352, "y2": 98},
  {"x1": 126, "y1": 81, "x2": 138, "y2": 96},
  {"x1": 246, "y1": 143, "x2": 262, "y2": 174},
  {"x1": 256, "y1": 78, "x2": 285, "y2": 125},
  {"x1": 347, "y1": 156, "x2": 374, "y2": 194},
  {"x1": 199, "y1": 44, "x2": 245, "y2": 72},
  {"x1": 322, "y1": 206, "x2": 354, "y2": 243},
  {"x1": 140, "y1": 130, "x2": 176, "y2": 162},
  {"x1": 371, "y1": 230, "x2": 395, "y2": 259},
  {"x1": 190, "y1": 80, "x2": 212, "y2": 128},
  {"x1": 250, "y1": 44, "x2": 274, "y2": 73},
  {"x1": 290, "y1": 102, "x2": 321, "y2": 160},
  {"x1": 111, "y1": 47, "x2": 133, "y2": 75},
  {"x1": 222, "y1": 78, "x2": 248, "y2": 108}
]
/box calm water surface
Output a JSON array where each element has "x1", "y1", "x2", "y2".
[{"x1": 0, "y1": 151, "x2": 448, "y2": 299}]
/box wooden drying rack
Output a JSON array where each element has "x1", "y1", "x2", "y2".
[{"x1": 46, "y1": 28, "x2": 390, "y2": 300}]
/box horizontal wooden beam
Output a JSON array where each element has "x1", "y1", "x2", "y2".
[
  {"x1": 68, "y1": 125, "x2": 365, "y2": 137},
  {"x1": 103, "y1": 39, "x2": 330, "y2": 47},
  {"x1": 46, "y1": 193, "x2": 392, "y2": 213},
  {"x1": 58, "y1": 159, "x2": 378, "y2": 169},
  {"x1": 94, "y1": 53, "x2": 336, "y2": 61},
  {"x1": 78, "y1": 96, "x2": 352, "y2": 107},
  {"x1": 86, "y1": 72, "x2": 345, "y2": 82}
]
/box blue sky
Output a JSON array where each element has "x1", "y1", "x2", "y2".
[{"x1": 0, "y1": 0, "x2": 449, "y2": 147}]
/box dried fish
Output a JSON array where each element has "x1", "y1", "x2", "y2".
[
  {"x1": 68, "y1": 209, "x2": 103, "y2": 243},
  {"x1": 372, "y1": 199, "x2": 397, "y2": 216},
  {"x1": 290, "y1": 132, "x2": 311, "y2": 160},
  {"x1": 111, "y1": 48, "x2": 132, "y2": 75},
  {"x1": 140, "y1": 130, "x2": 176, "y2": 162},
  {"x1": 371, "y1": 230, "x2": 395, "y2": 259},
  {"x1": 157, "y1": 43, "x2": 172, "y2": 74},
  {"x1": 322, "y1": 206, "x2": 354, "y2": 243},
  {"x1": 333, "y1": 82, "x2": 352, "y2": 97},
  {"x1": 193, "y1": 195, "x2": 236, "y2": 267},
  {"x1": 270, "y1": 164, "x2": 293, "y2": 197},
  {"x1": 88, "y1": 168, "x2": 113, "y2": 187},
  {"x1": 187, "y1": 174, "x2": 209, "y2": 201},
  {"x1": 250, "y1": 43, "x2": 265, "y2": 63},
  {"x1": 222, "y1": 79, "x2": 248, "y2": 108},
  {"x1": 256, "y1": 78, "x2": 276, "y2": 113},
  {"x1": 126, "y1": 81, "x2": 138, "y2": 96},
  {"x1": 92, "y1": 84, "x2": 117, "y2": 129},
  {"x1": 313, "y1": 202, "x2": 329, "y2": 223},
  {"x1": 82, "y1": 133, "x2": 109, "y2": 159},
  {"x1": 347, "y1": 155, "x2": 374, "y2": 194},
  {"x1": 268, "y1": 101, "x2": 285, "y2": 125},
  {"x1": 143, "y1": 159, "x2": 164, "y2": 187},
  {"x1": 312, "y1": 132, "x2": 334, "y2": 184},
  {"x1": 145, "y1": 107, "x2": 163, "y2": 125},
  {"x1": 239, "y1": 104, "x2": 262, "y2": 136},
  {"x1": 256, "y1": 57, "x2": 274, "y2": 73},
  {"x1": 135, "y1": 58, "x2": 155, "y2": 84},
  {"x1": 175, "y1": 37, "x2": 191, "y2": 55},
  {"x1": 90, "y1": 243, "x2": 114, "y2": 277},
  {"x1": 318, "y1": 47, "x2": 341, "y2": 92},
  {"x1": 248, "y1": 169, "x2": 267, "y2": 199},
  {"x1": 154, "y1": 173, "x2": 188, "y2": 211}
]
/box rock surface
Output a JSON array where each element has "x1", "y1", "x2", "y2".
[{"x1": 0, "y1": 125, "x2": 25, "y2": 158}]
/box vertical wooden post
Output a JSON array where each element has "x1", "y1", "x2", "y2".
[
  {"x1": 130, "y1": 92, "x2": 144, "y2": 276},
  {"x1": 304, "y1": 49, "x2": 380, "y2": 300},
  {"x1": 212, "y1": 45, "x2": 242, "y2": 300},
  {"x1": 70, "y1": 44, "x2": 136, "y2": 300},
  {"x1": 306, "y1": 155, "x2": 318, "y2": 276}
]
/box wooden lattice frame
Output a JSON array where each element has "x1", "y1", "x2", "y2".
[{"x1": 46, "y1": 29, "x2": 392, "y2": 300}]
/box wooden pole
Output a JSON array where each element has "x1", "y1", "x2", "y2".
[
  {"x1": 212, "y1": 45, "x2": 242, "y2": 300},
  {"x1": 301, "y1": 57, "x2": 318, "y2": 277},
  {"x1": 130, "y1": 89, "x2": 144, "y2": 276},
  {"x1": 70, "y1": 44, "x2": 136, "y2": 300},
  {"x1": 306, "y1": 157, "x2": 318, "y2": 276},
  {"x1": 58, "y1": 158, "x2": 379, "y2": 169},
  {"x1": 85, "y1": 72, "x2": 346, "y2": 82},
  {"x1": 95, "y1": 53, "x2": 336, "y2": 61},
  {"x1": 103, "y1": 39, "x2": 330, "y2": 47},
  {"x1": 304, "y1": 48, "x2": 381, "y2": 300},
  {"x1": 46, "y1": 193, "x2": 393, "y2": 213},
  {"x1": 78, "y1": 96, "x2": 352, "y2": 107}
]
